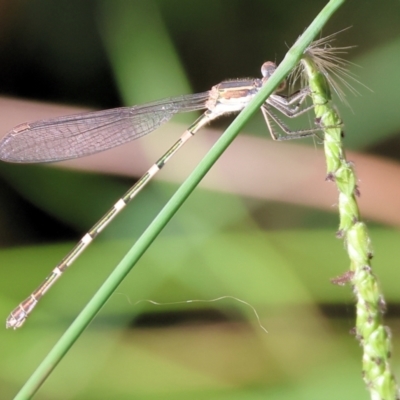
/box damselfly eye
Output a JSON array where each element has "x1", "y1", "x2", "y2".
[
  {"x1": 261, "y1": 61, "x2": 277, "y2": 78},
  {"x1": 261, "y1": 61, "x2": 286, "y2": 91}
]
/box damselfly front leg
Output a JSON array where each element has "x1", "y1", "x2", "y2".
[{"x1": 262, "y1": 84, "x2": 343, "y2": 141}]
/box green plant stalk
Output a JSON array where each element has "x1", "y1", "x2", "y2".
[
  {"x1": 300, "y1": 54, "x2": 399, "y2": 399},
  {"x1": 13, "y1": 1, "x2": 345, "y2": 399}
]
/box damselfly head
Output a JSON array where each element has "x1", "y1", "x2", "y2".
[
  {"x1": 261, "y1": 61, "x2": 276, "y2": 78},
  {"x1": 261, "y1": 61, "x2": 286, "y2": 92}
]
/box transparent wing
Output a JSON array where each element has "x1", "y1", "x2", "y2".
[{"x1": 0, "y1": 92, "x2": 209, "y2": 163}]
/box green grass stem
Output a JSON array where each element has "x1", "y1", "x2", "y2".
[{"x1": 300, "y1": 41, "x2": 399, "y2": 400}]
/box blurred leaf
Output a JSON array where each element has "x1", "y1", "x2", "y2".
[
  {"x1": 339, "y1": 36, "x2": 400, "y2": 149},
  {"x1": 98, "y1": 0, "x2": 192, "y2": 110}
]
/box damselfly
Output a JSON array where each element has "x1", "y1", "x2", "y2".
[{"x1": 1, "y1": 61, "x2": 319, "y2": 329}]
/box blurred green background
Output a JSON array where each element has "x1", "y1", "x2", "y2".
[{"x1": 0, "y1": 1, "x2": 400, "y2": 399}]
